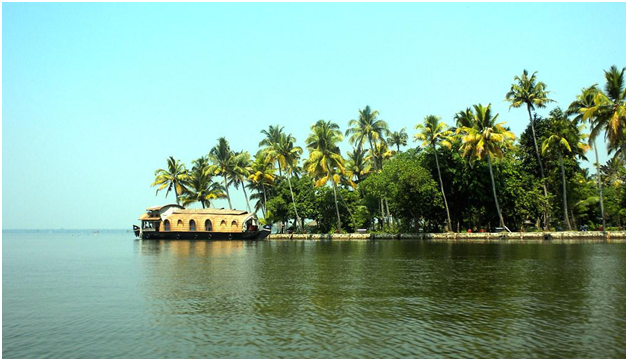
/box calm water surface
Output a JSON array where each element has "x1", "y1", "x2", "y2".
[{"x1": 3, "y1": 230, "x2": 625, "y2": 358}]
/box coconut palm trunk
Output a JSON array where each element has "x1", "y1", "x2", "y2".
[
  {"x1": 527, "y1": 106, "x2": 550, "y2": 229},
  {"x1": 241, "y1": 181, "x2": 252, "y2": 213},
  {"x1": 570, "y1": 208, "x2": 577, "y2": 231},
  {"x1": 558, "y1": 155, "x2": 572, "y2": 230},
  {"x1": 487, "y1": 154, "x2": 506, "y2": 230},
  {"x1": 320, "y1": 158, "x2": 344, "y2": 232},
  {"x1": 593, "y1": 141, "x2": 607, "y2": 231},
  {"x1": 286, "y1": 170, "x2": 300, "y2": 231},
  {"x1": 433, "y1": 144, "x2": 452, "y2": 232},
  {"x1": 262, "y1": 184, "x2": 268, "y2": 216},
  {"x1": 379, "y1": 198, "x2": 386, "y2": 230},
  {"x1": 223, "y1": 175, "x2": 232, "y2": 209},
  {"x1": 331, "y1": 179, "x2": 342, "y2": 232},
  {"x1": 369, "y1": 139, "x2": 386, "y2": 227},
  {"x1": 336, "y1": 185, "x2": 356, "y2": 231},
  {"x1": 174, "y1": 183, "x2": 181, "y2": 205}
]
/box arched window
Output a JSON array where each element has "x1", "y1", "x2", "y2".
[
  {"x1": 205, "y1": 219, "x2": 212, "y2": 231},
  {"x1": 220, "y1": 220, "x2": 227, "y2": 231},
  {"x1": 189, "y1": 220, "x2": 196, "y2": 231},
  {"x1": 177, "y1": 220, "x2": 183, "y2": 229},
  {"x1": 231, "y1": 221, "x2": 238, "y2": 231},
  {"x1": 164, "y1": 220, "x2": 170, "y2": 231}
]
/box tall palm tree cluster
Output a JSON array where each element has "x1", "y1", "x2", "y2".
[{"x1": 151, "y1": 65, "x2": 625, "y2": 233}]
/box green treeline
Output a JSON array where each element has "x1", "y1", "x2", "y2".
[{"x1": 151, "y1": 67, "x2": 626, "y2": 233}]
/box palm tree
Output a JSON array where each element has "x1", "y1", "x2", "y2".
[
  {"x1": 181, "y1": 157, "x2": 226, "y2": 208},
  {"x1": 387, "y1": 127, "x2": 408, "y2": 152},
  {"x1": 248, "y1": 152, "x2": 276, "y2": 216},
  {"x1": 371, "y1": 139, "x2": 394, "y2": 171},
  {"x1": 259, "y1": 125, "x2": 285, "y2": 177},
  {"x1": 332, "y1": 166, "x2": 358, "y2": 230},
  {"x1": 151, "y1": 156, "x2": 190, "y2": 205},
  {"x1": 208, "y1": 137, "x2": 235, "y2": 209},
  {"x1": 346, "y1": 106, "x2": 389, "y2": 224},
  {"x1": 271, "y1": 132, "x2": 303, "y2": 229},
  {"x1": 345, "y1": 147, "x2": 372, "y2": 184},
  {"x1": 600, "y1": 157, "x2": 625, "y2": 187},
  {"x1": 305, "y1": 120, "x2": 346, "y2": 231},
  {"x1": 567, "y1": 85, "x2": 607, "y2": 231},
  {"x1": 371, "y1": 139, "x2": 394, "y2": 226},
  {"x1": 346, "y1": 105, "x2": 390, "y2": 156},
  {"x1": 541, "y1": 108, "x2": 590, "y2": 230},
  {"x1": 458, "y1": 104, "x2": 516, "y2": 231},
  {"x1": 506, "y1": 70, "x2": 555, "y2": 229},
  {"x1": 229, "y1": 151, "x2": 253, "y2": 212},
  {"x1": 583, "y1": 66, "x2": 626, "y2": 162},
  {"x1": 414, "y1": 115, "x2": 454, "y2": 232},
  {"x1": 454, "y1": 108, "x2": 475, "y2": 129},
  {"x1": 191, "y1": 156, "x2": 209, "y2": 173}
]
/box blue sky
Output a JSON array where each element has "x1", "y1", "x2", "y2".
[{"x1": 3, "y1": 2, "x2": 626, "y2": 229}]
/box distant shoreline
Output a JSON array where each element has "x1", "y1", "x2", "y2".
[
  {"x1": 3, "y1": 229, "x2": 625, "y2": 242},
  {"x1": 269, "y1": 231, "x2": 627, "y2": 242}
]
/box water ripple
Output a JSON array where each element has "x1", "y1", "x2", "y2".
[{"x1": 3, "y1": 235, "x2": 625, "y2": 358}]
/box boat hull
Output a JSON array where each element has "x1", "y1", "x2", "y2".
[{"x1": 139, "y1": 228, "x2": 271, "y2": 241}]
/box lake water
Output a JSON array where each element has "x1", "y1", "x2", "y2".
[{"x1": 2, "y1": 230, "x2": 625, "y2": 358}]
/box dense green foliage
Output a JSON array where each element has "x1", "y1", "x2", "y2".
[
  {"x1": 152, "y1": 66, "x2": 626, "y2": 233},
  {"x1": 361, "y1": 154, "x2": 443, "y2": 232}
]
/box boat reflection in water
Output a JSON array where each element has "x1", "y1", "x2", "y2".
[{"x1": 137, "y1": 238, "x2": 249, "y2": 257}]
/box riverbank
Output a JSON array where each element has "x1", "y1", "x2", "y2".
[{"x1": 268, "y1": 231, "x2": 626, "y2": 242}]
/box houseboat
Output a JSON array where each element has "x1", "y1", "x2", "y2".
[{"x1": 134, "y1": 204, "x2": 271, "y2": 240}]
